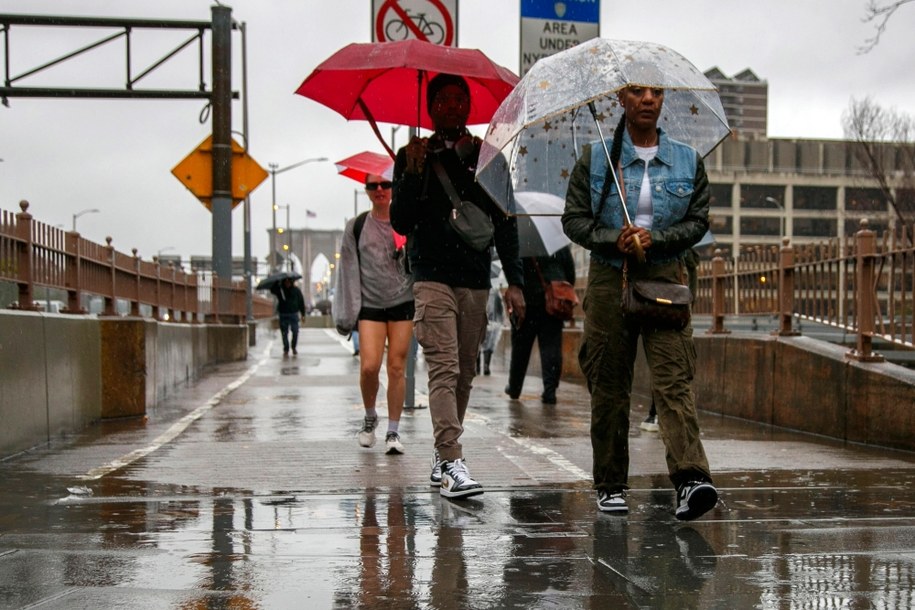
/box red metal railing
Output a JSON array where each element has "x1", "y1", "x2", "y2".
[
  {"x1": 697, "y1": 219, "x2": 915, "y2": 361},
  {"x1": 1, "y1": 201, "x2": 274, "y2": 322}
]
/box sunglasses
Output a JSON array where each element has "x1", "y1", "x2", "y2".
[{"x1": 365, "y1": 181, "x2": 393, "y2": 190}]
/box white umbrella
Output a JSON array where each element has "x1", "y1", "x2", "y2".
[
  {"x1": 512, "y1": 191, "x2": 571, "y2": 258},
  {"x1": 477, "y1": 38, "x2": 731, "y2": 215}
]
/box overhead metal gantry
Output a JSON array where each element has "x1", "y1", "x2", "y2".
[{"x1": 0, "y1": 9, "x2": 240, "y2": 304}]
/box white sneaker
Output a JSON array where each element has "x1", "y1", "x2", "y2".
[
  {"x1": 357, "y1": 416, "x2": 377, "y2": 448},
  {"x1": 385, "y1": 432, "x2": 405, "y2": 454}
]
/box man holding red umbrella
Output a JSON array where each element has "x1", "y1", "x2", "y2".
[{"x1": 391, "y1": 74, "x2": 526, "y2": 499}]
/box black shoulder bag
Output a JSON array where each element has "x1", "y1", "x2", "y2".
[{"x1": 430, "y1": 158, "x2": 494, "y2": 252}]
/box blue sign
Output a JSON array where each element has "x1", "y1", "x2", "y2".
[{"x1": 520, "y1": 0, "x2": 599, "y2": 23}]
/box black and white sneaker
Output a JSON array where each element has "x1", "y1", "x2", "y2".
[
  {"x1": 440, "y1": 458, "x2": 483, "y2": 498},
  {"x1": 640, "y1": 413, "x2": 659, "y2": 432},
  {"x1": 596, "y1": 490, "x2": 628, "y2": 513},
  {"x1": 675, "y1": 481, "x2": 718, "y2": 521},
  {"x1": 430, "y1": 450, "x2": 444, "y2": 487}
]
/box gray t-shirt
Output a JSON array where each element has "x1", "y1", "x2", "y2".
[{"x1": 358, "y1": 214, "x2": 413, "y2": 309}]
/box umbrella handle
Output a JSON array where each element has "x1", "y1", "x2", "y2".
[
  {"x1": 357, "y1": 99, "x2": 397, "y2": 160},
  {"x1": 587, "y1": 102, "x2": 645, "y2": 263}
]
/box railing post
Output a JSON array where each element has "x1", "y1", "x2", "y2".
[
  {"x1": 848, "y1": 219, "x2": 885, "y2": 362},
  {"x1": 101, "y1": 237, "x2": 117, "y2": 316},
  {"x1": 776, "y1": 237, "x2": 800, "y2": 336},
  {"x1": 130, "y1": 249, "x2": 141, "y2": 317},
  {"x1": 169, "y1": 262, "x2": 177, "y2": 322},
  {"x1": 211, "y1": 272, "x2": 221, "y2": 324},
  {"x1": 707, "y1": 248, "x2": 730, "y2": 334},
  {"x1": 63, "y1": 230, "x2": 87, "y2": 313},
  {"x1": 153, "y1": 256, "x2": 163, "y2": 320},
  {"x1": 12, "y1": 201, "x2": 38, "y2": 310}
]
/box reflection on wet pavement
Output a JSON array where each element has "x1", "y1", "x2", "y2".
[{"x1": 1, "y1": 329, "x2": 914, "y2": 608}]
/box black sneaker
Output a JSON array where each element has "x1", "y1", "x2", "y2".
[
  {"x1": 504, "y1": 385, "x2": 520, "y2": 399},
  {"x1": 596, "y1": 490, "x2": 628, "y2": 513},
  {"x1": 675, "y1": 481, "x2": 718, "y2": 521},
  {"x1": 440, "y1": 458, "x2": 483, "y2": 498}
]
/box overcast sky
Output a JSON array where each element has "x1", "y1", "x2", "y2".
[{"x1": 1, "y1": 0, "x2": 912, "y2": 270}]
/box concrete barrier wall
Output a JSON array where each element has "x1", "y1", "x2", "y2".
[
  {"x1": 0, "y1": 312, "x2": 248, "y2": 458},
  {"x1": 0, "y1": 311, "x2": 102, "y2": 458},
  {"x1": 507, "y1": 326, "x2": 915, "y2": 452}
]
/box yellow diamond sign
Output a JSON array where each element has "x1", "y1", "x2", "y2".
[{"x1": 171, "y1": 136, "x2": 269, "y2": 210}]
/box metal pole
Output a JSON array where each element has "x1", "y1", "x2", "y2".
[
  {"x1": 269, "y1": 166, "x2": 277, "y2": 272},
  {"x1": 210, "y1": 5, "x2": 233, "y2": 314},
  {"x1": 239, "y1": 21, "x2": 253, "y2": 328},
  {"x1": 286, "y1": 205, "x2": 291, "y2": 272}
]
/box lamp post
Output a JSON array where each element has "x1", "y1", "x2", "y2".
[
  {"x1": 72, "y1": 208, "x2": 100, "y2": 232},
  {"x1": 269, "y1": 157, "x2": 328, "y2": 271},
  {"x1": 765, "y1": 197, "x2": 785, "y2": 240},
  {"x1": 273, "y1": 204, "x2": 291, "y2": 272}
]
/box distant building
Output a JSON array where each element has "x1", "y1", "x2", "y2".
[
  {"x1": 189, "y1": 256, "x2": 259, "y2": 280},
  {"x1": 704, "y1": 67, "x2": 768, "y2": 140}
]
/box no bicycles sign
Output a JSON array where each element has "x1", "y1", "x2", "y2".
[{"x1": 372, "y1": 0, "x2": 458, "y2": 46}]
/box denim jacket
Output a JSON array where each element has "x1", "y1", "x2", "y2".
[{"x1": 562, "y1": 127, "x2": 710, "y2": 269}]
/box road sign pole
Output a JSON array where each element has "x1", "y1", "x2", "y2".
[{"x1": 211, "y1": 5, "x2": 233, "y2": 316}]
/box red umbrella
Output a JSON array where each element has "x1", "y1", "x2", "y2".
[
  {"x1": 334, "y1": 150, "x2": 394, "y2": 184},
  {"x1": 295, "y1": 39, "x2": 519, "y2": 158}
]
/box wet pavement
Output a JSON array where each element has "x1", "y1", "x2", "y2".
[{"x1": 2, "y1": 326, "x2": 915, "y2": 609}]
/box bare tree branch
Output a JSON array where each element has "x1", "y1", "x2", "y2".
[
  {"x1": 842, "y1": 97, "x2": 915, "y2": 225},
  {"x1": 858, "y1": 0, "x2": 914, "y2": 53}
]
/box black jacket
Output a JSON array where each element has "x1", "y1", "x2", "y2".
[
  {"x1": 271, "y1": 283, "x2": 306, "y2": 316},
  {"x1": 390, "y1": 139, "x2": 524, "y2": 289}
]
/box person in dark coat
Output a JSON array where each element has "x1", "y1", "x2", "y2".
[
  {"x1": 504, "y1": 245, "x2": 576, "y2": 404},
  {"x1": 390, "y1": 73, "x2": 526, "y2": 499},
  {"x1": 271, "y1": 277, "x2": 306, "y2": 355}
]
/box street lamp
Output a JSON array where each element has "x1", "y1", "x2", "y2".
[
  {"x1": 274, "y1": 204, "x2": 292, "y2": 271},
  {"x1": 269, "y1": 157, "x2": 328, "y2": 270},
  {"x1": 765, "y1": 197, "x2": 785, "y2": 239},
  {"x1": 72, "y1": 208, "x2": 100, "y2": 232}
]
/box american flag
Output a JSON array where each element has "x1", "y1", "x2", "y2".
[{"x1": 306, "y1": 210, "x2": 317, "y2": 218}]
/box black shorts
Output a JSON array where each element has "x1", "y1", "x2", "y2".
[{"x1": 358, "y1": 301, "x2": 415, "y2": 323}]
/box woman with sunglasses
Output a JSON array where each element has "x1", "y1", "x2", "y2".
[{"x1": 333, "y1": 173, "x2": 414, "y2": 455}]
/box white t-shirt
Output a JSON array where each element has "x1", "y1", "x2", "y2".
[{"x1": 633, "y1": 145, "x2": 658, "y2": 229}]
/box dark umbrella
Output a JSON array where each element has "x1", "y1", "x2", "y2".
[{"x1": 256, "y1": 271, "x2": 302, "y2": 291}]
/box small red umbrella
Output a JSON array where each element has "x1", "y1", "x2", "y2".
[
  {"x1": 295, "y1": 39, "x2": 519, "y2": 158},
  {"x1": 334, "y1": 150, "x2": 394, "y2": 184}
]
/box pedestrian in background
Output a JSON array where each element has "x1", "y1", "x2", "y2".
[
  {"x1": 504, "y1": 245, "x2": 576, "y2": 404},
  {"x1": 271, "y1": 277, "x2": 306, "y2": 356},
  {"x1": 334, "y1": 173, "x2": 414, "y2": 454},
  {"x1": 562, "y1": 84, "x2": 717, "y2": 520},
  {"x1": 391, "y1": 73, "x2": 525, "y2": 499}
]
